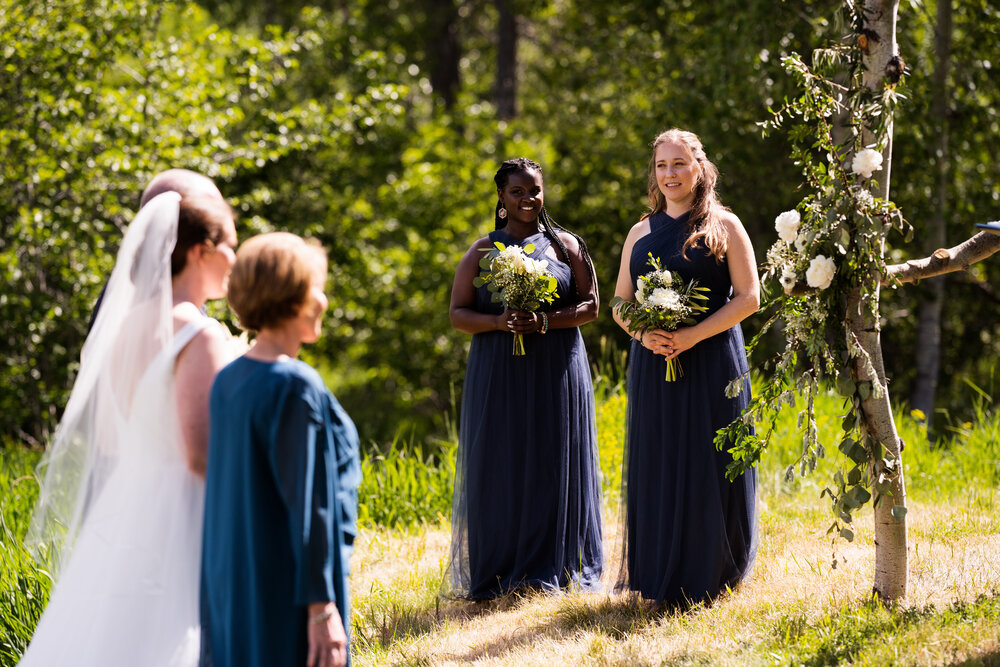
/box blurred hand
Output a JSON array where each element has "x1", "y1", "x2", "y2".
[{"x1": 306, "y1": 602, "x2": 346, "y2": 667}]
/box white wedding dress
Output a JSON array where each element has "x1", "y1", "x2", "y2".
[{"x1": 20, "y1": 193, "x2": 215, "y2": 667}]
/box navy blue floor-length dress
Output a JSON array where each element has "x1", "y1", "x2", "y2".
[
  {"x1": 448, "y1": 228, "x2": 604, "y2": 599},
  {"x1": 617, "y1": 211, "x2": 758, "y2": 606}
]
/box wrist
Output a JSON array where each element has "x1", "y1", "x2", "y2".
[{"x1": 310, "y1": 610, "x2": 333, "y2": 624}]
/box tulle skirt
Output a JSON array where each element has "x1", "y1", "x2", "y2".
[
  {"x1": 616, "y1": 325, "x2": 758, "y2": 605},
  {"x1": 448, "y1": 327, "x2": 604, "y2": 599}
]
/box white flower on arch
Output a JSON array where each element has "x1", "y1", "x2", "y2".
[
  {"x1": 774, "y1": 210, "x2": 801, "y2": 244},
  {"x1": 851, "y1": 148, "x2": 883, "y2": 179},
  {"x1": 806, "y1": 255, "x2": 837, "y2": 290}
]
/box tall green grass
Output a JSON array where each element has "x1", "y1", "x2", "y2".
[
  {"x1": 358, "y1": 436, "x2": 456, "y2": 528},
  {"x1": 0, "y1": 448, "x2": 49, "y2": 667}
]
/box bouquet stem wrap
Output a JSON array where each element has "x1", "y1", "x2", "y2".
[{"x1": 512, "y1": 333, "x2": 526, "y2": 356}]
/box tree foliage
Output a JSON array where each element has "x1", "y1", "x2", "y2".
[
  {"x1": 2, "y1": 0, "x2": 997, "y2": 449},
  {"x1": 0, "y1": 0, "x2": 401, "y2": 443}
]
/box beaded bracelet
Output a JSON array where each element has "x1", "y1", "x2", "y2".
[{"x1": 539, "y1": 311, "x2": 549, "y2": 334}]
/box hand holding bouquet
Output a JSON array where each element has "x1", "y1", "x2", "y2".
[
  {"x1": 611, "y1": 253, "x2": 710, "y2": 380},
  {"x1": 474, "y1": 241, "x2": 559, "y2": 355}
]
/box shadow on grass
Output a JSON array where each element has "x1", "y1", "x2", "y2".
[
  {"x1": 354, "y1": 588, "x2": 671, "y2": 665},
  {"x1": 951, "y1": 649, "x2": 1000, "y2": 667},
  {"x1": 353, "y1": 590, "x2": 540, "y2": 658},
  {"x1": 551, "y1": 592, "x2": 663, "y2": 640}
]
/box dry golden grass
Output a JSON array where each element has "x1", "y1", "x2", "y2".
[{"x1": 349, "y1": 494, "x2": 1000, "y2": 666}]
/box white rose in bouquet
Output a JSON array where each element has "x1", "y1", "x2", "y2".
[
  {"x1": 646, "y1": 287, "x2": 681, "y2": 310},
  {"x1": 806, "y1": 254, "x2": 836, "y2": 290}
]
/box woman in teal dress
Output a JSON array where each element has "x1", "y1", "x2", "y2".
[
  {"x1": 447, "y1": 158, "x2": 604, "y2": 599},
  {"x1": 612, "y1": 129, "x2": 760, "y2": 606},
  {"x1": 200, "y1": 233, "x2": 361, "y2": 667}
]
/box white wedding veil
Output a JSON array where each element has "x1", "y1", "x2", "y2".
[{"x1": 26, "y1": 192, "x2": 181, "y2": 575}]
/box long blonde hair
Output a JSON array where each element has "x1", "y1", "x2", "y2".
[{"x1": 643, "y1": 128, "x2": 729, "y2": 262}]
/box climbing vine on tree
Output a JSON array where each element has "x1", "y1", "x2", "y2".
[{"x1": 716, "y1": 1, "x2": 911, "y2": 550}]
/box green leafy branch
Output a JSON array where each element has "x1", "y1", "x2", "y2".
[{"x1": 715, "y1": 1, "x2": 912, "y2": 542}]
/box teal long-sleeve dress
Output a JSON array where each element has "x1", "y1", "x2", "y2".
[{"x1": 199, "y1": 357, "x2": 361, "y2": 667}]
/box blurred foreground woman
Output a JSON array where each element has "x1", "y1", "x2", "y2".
[{"x1": 200, "y1": 233, "x2": 361, "y2": 667}]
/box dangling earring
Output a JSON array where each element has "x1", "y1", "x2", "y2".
[{"x1": 498, "y1": 206, "x2": 507, "y2": 219}]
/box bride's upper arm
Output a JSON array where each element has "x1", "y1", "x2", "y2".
[{"x1": 175, "y1": 323, "x2": 230, "y2": 476}]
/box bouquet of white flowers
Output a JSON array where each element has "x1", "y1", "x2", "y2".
[
  {"x1": 610, "y1": 253, "x2": 709, "y2": 381},
  {"x1": 474, "y1": 241, "x2": 559, "y2": 355}
]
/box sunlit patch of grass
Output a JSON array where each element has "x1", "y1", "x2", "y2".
[
  {"x1": 763, "y1": 592, "x2": 1000, "y2": 666},
  {"x1": 350, "y1": 522, "x2": 451, "y2": 661},
  {"x1": 595, "y1": 393, "x2": 626, "y2": 501}
]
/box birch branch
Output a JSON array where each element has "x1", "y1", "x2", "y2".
[
  {"x1": 779, "y1": 224, "x2": 999, "y2": 296},
  {"x1": 883, "y1": 227, "x2": 1000, "y2": 285}
]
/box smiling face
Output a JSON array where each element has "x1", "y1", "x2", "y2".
[
  {"x1": 498, "y1": 168, "x2": 544, "y2": 226},
  {"x1": 654, "y1": 140, "x2": 701, "y2": 212}
]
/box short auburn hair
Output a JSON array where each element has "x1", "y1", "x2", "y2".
[{"x1": 228, "y1": 232, "x2": 327, "y2": 331}]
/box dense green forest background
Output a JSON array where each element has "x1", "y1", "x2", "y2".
[{"x1": 2, "y1": 0, "x2": 997, "y2": 448}]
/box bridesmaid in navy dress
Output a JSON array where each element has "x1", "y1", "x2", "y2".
[
  {"x1": 612, "y1": 129, "x2": 760, "y2": 606},
  {"x1": 447, "y1": 158, "x2": 603, "y2": 599}
]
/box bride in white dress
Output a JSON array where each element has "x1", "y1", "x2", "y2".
[{"x1": 20, "y1": 173, "x2": 238, "y2": 667}]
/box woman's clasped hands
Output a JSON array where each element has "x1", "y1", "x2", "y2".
[
  {"x1": 640, "y1": 327, "x2": 701, "y2": 362},
  {"x1": 498, "y1": 308, "x2": 544, "y2": 334}
]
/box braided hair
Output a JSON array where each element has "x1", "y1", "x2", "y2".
[{"x1": 493, "y1": 158, "x2": 598, "y2": 305}]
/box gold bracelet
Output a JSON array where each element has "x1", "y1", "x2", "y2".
[
  {"x1": 310, "y1": 610, "x2": 333, "y2": 624},
  {"x1": 540, "y1": 311, "x2": 549, "y2": 334}
]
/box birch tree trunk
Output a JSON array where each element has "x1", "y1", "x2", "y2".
[
  {"x1": 855, "y1": 0, "x2": 908, "y2": 601},
  {"x1": 910, "y1": 0, "x2": 952, "y2": 427}
]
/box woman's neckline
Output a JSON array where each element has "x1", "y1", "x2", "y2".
[
  {"x1": 240, "y1": 353, "x2": 296, "y2": 365},
  {"x1": 660, "y1": 209, "x2": 692, "y2": 224},
  {"x1": 495, "y1": 225, "x2": 546, "y2": 243}
]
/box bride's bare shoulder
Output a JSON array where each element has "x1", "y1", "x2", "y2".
[{"x1": 172, "y1": 302, "x2": 204, "y2": 332}]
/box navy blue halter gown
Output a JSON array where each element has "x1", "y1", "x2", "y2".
[
  {"x1": 448, "y1": 228, "x2": 604, "y2": 599},
  {"x1": 617, "y1": 211, "x2": 757, "y2": 605}
]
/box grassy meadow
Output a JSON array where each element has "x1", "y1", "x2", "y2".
[{"x1": 2, "y1": 379, "x2": 999, "y2": 666}]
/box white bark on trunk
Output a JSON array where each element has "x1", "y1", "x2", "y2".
[{"x1": 859, "y1": 0, "x2": 908, "y2": 601}]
